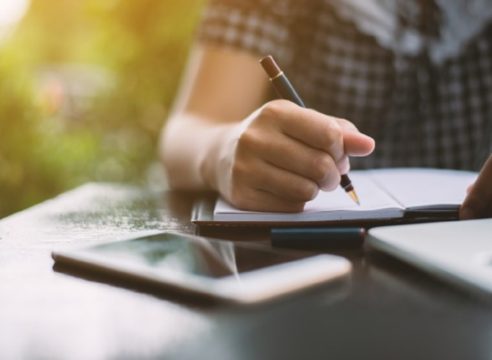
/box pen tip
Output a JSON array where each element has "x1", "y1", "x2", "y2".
[{"x1": 348, "y1": 190, "x2": 360, "y2": 206}]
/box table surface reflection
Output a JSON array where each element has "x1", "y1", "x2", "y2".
[{"x1": 1, "y1": 183, "x2": 491, "y2": 360}]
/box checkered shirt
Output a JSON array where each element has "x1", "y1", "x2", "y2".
[{"x1": 197, "y1": 0, "x2": 492, "y2": 171}]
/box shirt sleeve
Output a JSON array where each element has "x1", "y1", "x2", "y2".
[{"x1": 197, "y1": 0, "x2": 293, "y2": 63}]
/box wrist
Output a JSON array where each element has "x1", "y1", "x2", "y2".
[{"x1": 199, "y1": 123, "x2": 237, "y2": 193}]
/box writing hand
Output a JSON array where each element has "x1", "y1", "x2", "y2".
[
  {"x1": 460, "y1": 155, "x2": 492, "y2": 219},
  {"x1": 212, "y1": 100, "x2": 375, "y2": 212}
]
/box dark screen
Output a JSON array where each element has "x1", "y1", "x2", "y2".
[{"x1": 90, "y1": 233, "x2": 307, "y2": 278}]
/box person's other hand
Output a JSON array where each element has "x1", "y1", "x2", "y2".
[
  {"x1": 460, "y1": 155, "x2": 492, "y2": 219},
  {"x1": 212, "y1": 100, "x2": 375, "y2": 212}
]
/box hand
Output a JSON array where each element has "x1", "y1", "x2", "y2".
[
  {"x1": 210, "y1": 100, "x2": 375, "y2": 212},
  {"x1": 460, "y1": 155, "x2": 492, "y2": 219}
]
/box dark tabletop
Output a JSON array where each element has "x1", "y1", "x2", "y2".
[{"x1": 1, "y1": 183, "x2": 491, "y2": 360}]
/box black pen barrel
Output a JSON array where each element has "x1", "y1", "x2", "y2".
[{"x1": 270, "y1": 75, "x2": 305, "y2": 108}]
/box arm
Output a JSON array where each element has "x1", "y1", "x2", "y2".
[
  {"x1": 160, "y1": 45, "x2": 269, "y2": 190},
  {"x1": 160, "y1": 44, "x2": 375, "y2": 211}
]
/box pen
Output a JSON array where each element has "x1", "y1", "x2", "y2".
[
  {"x1": 271, "y1": 227, "x2": 366, "y2": 250},
  {"x1": 260, "y1": 55, "x2": 360, "y2": 205}
]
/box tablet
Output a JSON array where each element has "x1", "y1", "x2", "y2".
[{"x1": 52, "y1": 232, "x2": 351, "y2": 304}]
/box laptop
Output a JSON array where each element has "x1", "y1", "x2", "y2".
[{"x1": 367, "y1": 219, "x2": 492, "y2": 298}]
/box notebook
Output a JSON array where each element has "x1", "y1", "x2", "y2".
[
  {"x1": 204, "y1": 168, "x2": 476, "y2": 225},
  {"x1": 367, "y1": 219, "x2": 492, "y2": 298}
]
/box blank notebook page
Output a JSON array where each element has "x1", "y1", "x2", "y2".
[{"x1": 368, "y1": 168, "x2": 477, "y2": 209}]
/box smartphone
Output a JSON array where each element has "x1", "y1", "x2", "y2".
[{"x1": 52, "y1": 231, "x2": 351, "y2": 304}]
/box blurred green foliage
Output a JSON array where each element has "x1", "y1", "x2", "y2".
[{"x1": 0, "y1": 0, "x2": 204, "y2": 217}]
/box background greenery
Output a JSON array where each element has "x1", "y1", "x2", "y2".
[{"x1": 0, "y1": 0, "x2": 204, "y2": 217}]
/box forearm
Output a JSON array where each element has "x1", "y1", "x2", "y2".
[{"x1": 160, "y1": 113, "x2": 235, "y2": 191}]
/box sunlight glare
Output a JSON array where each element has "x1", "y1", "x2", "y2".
[{"x1": 0, "y1": 0, "x2": 30, "y2": 28}]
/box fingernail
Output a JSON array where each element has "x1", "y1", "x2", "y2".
[{"x1": 460, "y1": 207, "x2": 475, "y2": 220}]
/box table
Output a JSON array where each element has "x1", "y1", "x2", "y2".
[{"x1": 1, "y1": 183, "x2": 491, "y2": 359}]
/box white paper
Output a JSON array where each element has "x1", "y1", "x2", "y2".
[
  {"x1": 214, "y1": 168, "x2": 478, "y2": 222},
  {"x1": 367, "y1": 168, "x2": 477, "y2": 209}
]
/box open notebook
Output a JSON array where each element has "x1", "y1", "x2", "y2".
[{"x1": 212, "y1": 168, "x2": 477, "y2": 223}]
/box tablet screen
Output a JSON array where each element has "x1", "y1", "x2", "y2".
[{"x1": 90, "y1": 233, "x2": 306, "y2": 279}]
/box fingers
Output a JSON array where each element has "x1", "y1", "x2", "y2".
[
  {"x1": 267, "y1": 101, "x2": 344, "y2": 160},
  {"x1": 253, "y1": 161, "x2": 320, "y2": 201},
  {"x1": 261, "y1": 100, "x2": 375, "y2": 160},
  {"x1": 226, "y1": 153, "x2": 310, "y2": 212},
  {"x1": 231, "y1": 156, "x2": 320, "y2": 203},
  {"x1": 245, "y1": 131, "x2": 343, "y2": 190},
  {"x1": 460, "y1": 155, "x2": 492, "y2": 219}
]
